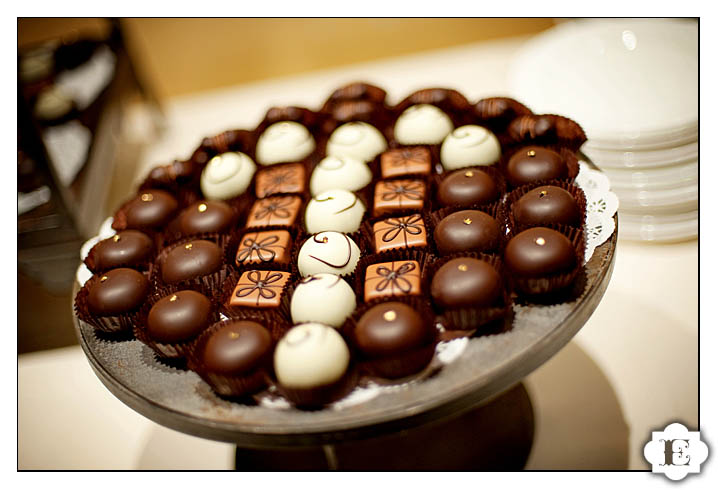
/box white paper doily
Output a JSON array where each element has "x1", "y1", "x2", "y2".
[{"x1": 575, "y1": 161, "x2": 620, "y2": 262}]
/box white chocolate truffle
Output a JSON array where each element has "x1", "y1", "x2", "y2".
[
  {"x1": 290, "y1": 274, "x2": 356, "y2": 327},
  {"x1": 326, "y1": 122, "x2": 387, "y2": 162},
  {"x1": 394, "y1": 104, "x2": 454, "y2": 145},
  {"x1": 34, "y1": 86, "x2": 73, "y2": 121},
  {"x1": 297, "y1": 232, "x2": 360, "y2": 277},
  {"x1": 304, "y1": 189, "x2": 366, "y2": 234},
  {"x1": 200, "y1": 151, "x2": 256, "y2": 200},
  {"x1": 440, "y1": 125, "x2": 502, "y2": 170},
  {"x1": 255, "y1": 121, "x2": 316, "y2": 165},
  {"x1": 274, "y1": 323, "x2": 350, "y2": 389},
  {"x1": 309, "y1": 156, "x2": 372, "y2": 196}
]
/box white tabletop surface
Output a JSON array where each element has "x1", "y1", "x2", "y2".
[{"x1": 17, "y1": 35, "x2": 699, "y2": 471}]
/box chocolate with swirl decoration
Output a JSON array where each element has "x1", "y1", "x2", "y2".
[
  {"x1": 245, "y1": 195, "x2": 302, "y2": 228},
  {"x1": 373, "y1": 179, "x2": 426, "y2": 216},
  {"x1": 372, "y1": 214, "x2": 427, "y2": 252},
  {"x1": 254, "y1": 163, "x2": 306, "y2": 198},
  {"x1": 235, "y1": 230, "x2": 292, "y2": 266},
  {"x1": 230, "y1": 270, "x2": 291, "y2": 308},
  {"x1": 379, "y1": 147, "x2": 431, "y2": 179},
  {"x1": 364, "y1": 260, "x2": 421, "y2": 302},
  {"x1": 297, "y1": 231, "x2": 361, "y2": 277}
]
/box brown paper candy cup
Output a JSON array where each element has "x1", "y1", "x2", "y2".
[
  {"x1": 187, "y1": 318, "x2": 274, "y2": 398},
  {"x1": 151, "y1": 233, "x2": 229, "y2": 291},
  {"x1": 275, "y1": 365, "x2": 359, "y2": 410},
  {"x1": 426, "y1": 252, "x2": 512, "y2": 332},
  {"x1": 217, "y1": 268, "x2": 294, "y2": 332},
  {"x1": 428, "y1": 201, "x2": 506, "y2": 256},
  {"x1": 505, "y1": 179, "x2": 587, "y2": 234},
  {"x1": 342, "y1": 295, "x2": 438, "y2": 379},
  {"x1": 133, "y1": 283, "x2": 220, "y2": 359},
  {"x1": 74, "y1": 271, "x2": 150, "y2": 335},
  {"x1": 504, "y1": 223, "x2": 586, "y2": 296}
]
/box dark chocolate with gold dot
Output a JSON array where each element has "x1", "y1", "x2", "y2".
[
  {"x1": 506, "y1": 146, "x2": 566, "y2": 187},
  {"x1": 147, "y1": 290, "x2": 213, "y2": 344},
  {"x1": 504, "y1": 227, "x2": 576, "y2": 277},
  {"x1": 87, "y1": 268, "x2": 149, "y2": 316},
  {"x1": 162, "y1": 240, "x2": 223, "y2": 284},
  {"x1": 123, "y1": 189, "x2": 178, "y2": 229},
  {"x1": 430, "y1": 258, "x2": 502, "y2": 309},
  {"x1": 437, "y1": 168, "x2": 498, "y2": 207},
  {"x1": 433, "y1": 210, "x2": 500, "y2": 255},
  {"x1": 202, "y1": 320, "x2": 273, "y2": 375},
  {"x1": 354, "y1": 302, "x2": 430, "y2": 358},
  {"x1": 513, "y1": 185, "x2": 581, "y2": 227},
  {"x1": 88, "y1": 230, "x2": 154, "y2": 271},
  {"x1": 178, "y1": 201, "x2": 234, "y2": 236}
]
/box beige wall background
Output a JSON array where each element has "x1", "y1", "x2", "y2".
[{"x1": 18, "y1": 18, "x2": 555, "y2": 101}]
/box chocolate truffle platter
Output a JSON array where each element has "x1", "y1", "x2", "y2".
[{"x1": 73, "y1": 84, "x2": 618, "y2": 448}]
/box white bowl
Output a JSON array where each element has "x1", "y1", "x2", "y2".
[{"x1": 508, "y1": 19, "x2": 698, "y2": 148}]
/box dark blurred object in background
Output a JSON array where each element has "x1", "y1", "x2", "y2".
[{"x1": 18, "y1": 18, "x2": 163, "y2": 353}]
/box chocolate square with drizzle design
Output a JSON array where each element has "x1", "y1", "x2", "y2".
[
  {"x1": 364, "y1": 260, "x2": 421, "y2": 302},
  {"x1": 235, "y1": 230, "x2": 292, "y2": 265},
  {"x1": 372, "y1": 214, "x2": 427, "y2": 252},
  {"x1": 373, "y1": 179, "x2": 426, "y2": 216},
  {"x1": 230, "y1": 270, "x2": 291, "y2": 308},
  {"x1": 254, "y1": 163, "x2": 306, "y2": 198},
  {"x1": 380, "y1": 147, "x2": 431, "y2": 178},
  {"x1": 246, "y1": 195, "x2": 302, "y2": 228}
]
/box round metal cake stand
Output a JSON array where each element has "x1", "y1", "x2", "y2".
[{"x1": 74, "y1": 221, "x2": 617, "y2": 462}]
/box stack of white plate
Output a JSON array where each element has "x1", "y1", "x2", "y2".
[{"x1": 507, "y1": 18, "x2": 698, "y2": 242}]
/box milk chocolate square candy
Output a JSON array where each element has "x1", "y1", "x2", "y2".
[
  {"x1": 373, "y1": 179, "x2": 426, "y2": 216},
  {"x1": 246, "y1": 195, "x2": 302, "y2": 228},
  {"x1": 235, "y1": 230, "x2": 292, "y2": 266},
  {"x1": 229, "y1": 270, "x2": 291, "y2": 308},
  {"x1": 364, "y1": 260, "x2": 421, "y2": 302},
  {"x1": 380, "y1": 147, "x2": 431, "y2": 178},
  {"x1": 372, "y1": 214, "x2": 427, "y2": 252},
  {"x1": 255, "y1": 163, "x2": 306, "y2": 198}
]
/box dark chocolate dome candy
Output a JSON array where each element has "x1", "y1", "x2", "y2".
[
  {"x1": 178, "y1": 200, "x2": 234, "y2": 236},
  {"x1": 430, "y1": 258, "x2": 502, "y2": 309},
  {"x1": 147, "y1": 290, "x2": 213, "y2": 343},
  {"x1": 434, "y1": 210, "x2": 500, "y2": 254},
  {"x1": 513, "y1": 185, "x2": 581, "y2": 227},
  {"x1": 437, "y1": 168, "x2": 498, "y2": 207},
  {"x1": 355, "y1": 302, "x2": 429, "y2": 358},
  {"x1": 90, "y1": 230, "x2": 154, "y2": 270},
  {"x1": 124, "y1": 189, "x2": 178, "y2": 229},
  {"x1": 162, "y1": 240, "x2": 222, "y2": 284},
  {"x1": 87, "y1": 268, "x2": 149, "y2": 315},
  {"x1": 202, "y1": 320, "x2": 272, "y2": 375},
  {"x1": 506, "y1": 146, "x2": 566, "y2": 187},
  {"x1": 504, "y1": 227, "x2": 576, "y2": 277}
]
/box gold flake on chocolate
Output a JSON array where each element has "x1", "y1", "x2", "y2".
[
  {"x1": 141, "y1": 193, "x2": 154, "y2": 202},
  {"x1": 535, "y1": 237, "x2": 546, "y2": 246},
  {"x1": 465, "y1": 171, "x2": 474, "y2": 177},
  {"x1": 229, "y1": 270, "x2": 291, "y2": 308},
  {"x1": 169, "y1": 294, "x2": 178, "y2": 302},
  {"x1": 458, "y1": 264, "x2": 468, "y2": 272},
  {"x1": 198, "y1": 203, "x2": 208, "y2": 212},
  {"x1": 185, "y1": 243, "x2": 193, "y2": 250},
  {"x1": 463, "y1": 218, "x2": 472, "y2": 225},
  {"x1": 113, "y1": 235, "x2": 121, "y2": 242},
  {"x1": 100, "y1": 275, "x2": 108, "y2": 282},
  {"x1": 229, "y1": 331, "x2": 240, "y2": 339},
  {"x1": 527, "y1": 150, "x2": 536, "y2": 157},
  {"x1": 235, "y1": 230, "x2": 292, "y2": 265},
  {"x1": 383, "y1": 310, "x2": 397, "y2": 321}
]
